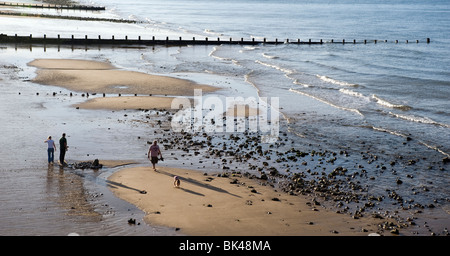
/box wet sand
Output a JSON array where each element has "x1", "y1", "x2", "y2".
[
  {"x1": 7, "y1": 56, "x2": 444, "y2": 236},
  {"x1": 27, "y1": 58, "x2": 383, "y2": 235},
  {"x1": 108, "y1": 166, "x2": 381, "y2": 236},
  {"x1": 74, "y1": 96, "x2": 177, "y2": 110},
  {"x1": 28, "y1": 58, "x2": 218, "y2": 97}
]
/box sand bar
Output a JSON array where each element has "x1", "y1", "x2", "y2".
[
  {"x1": 28, "y1": 59, "x2": 218, "y2": 96},
  {"x1": 108, "y1": 166, "x2": 382, "y2": 236},
  {"x1": 75, "y1": 96, "x2": 177, "y2": 110}
]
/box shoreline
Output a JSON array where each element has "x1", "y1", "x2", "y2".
[
  {"x1": 7, "y1": 55, "x2": 446, "y2": 236},
  {"x1": 27, "y1": 58, "x2": 385, "y2": 235},
  {"x1": 108, "y1": 166, "x2": 382, "y2": 236}
]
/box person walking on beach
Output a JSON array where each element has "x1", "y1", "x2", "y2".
[
  {"x1": 59, "y1": 133, "x2": 68, "y2": 166},
  {"x1": 148, "y1": 140, "x2": 163, "y2": 171},
  {"x1": 44, "y1": 136, "x2": 56, "y2": 164}
]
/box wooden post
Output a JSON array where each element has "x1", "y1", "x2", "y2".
[
  {"x1": 343, "y1": 39, "x2": 345, "y2": 44},
  {"x1": 427, "y1": 38, "x2": 430, "y2": 43},
  {"x1": 309, "y1": 39, "x2": 311, "y2": 44}
]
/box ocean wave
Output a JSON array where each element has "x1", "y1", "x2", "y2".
[
  {"x1": 255, "y1": 60, "x2": 295, "y2": 75},
  {"x1": 339, "y1": 88, "x2": 366, "y2": 98},
  {"x1": 389, "y1": 112, "x2": 450, "y2": 128},
  {"x1": 262, "y1": 53, "x2": 279, "y2": 59},
  {"x1": 371, "y1": 126, "x2": 409, "y2": 138},
  {"x1": 293, "y1": 79, "x2": 312, "y2": 88},
  {"x1": 316, "y1": 75, "x2": 358, "y2": 87},
  {"x1": 371, "y1": 95, "x2": 412, "y2": 111},
  {"x1": 289, "y1": 88, "x2": 363, "y2": 116},
  {"x1": 209, "y1": 46, "x2": 232, "y2": 61},
  {"x1": 419, "y1": 141, "x2": 450, "y2": 158},
  {"x1": 203, "y1": 29, "x2": 223, "y2": 36},
  {"x1": 371, "y1": 125, "x2": 450, "y2": 157}
]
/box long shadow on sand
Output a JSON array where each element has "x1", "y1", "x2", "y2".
[
  {"x1": 105, "y1": 179, "x2": 145, "y2": 194},
  {"x1": 156, "y1": 169, "x2": 242, "y2": 198}
]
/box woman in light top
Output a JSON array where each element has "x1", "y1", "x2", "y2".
[{"x1": 44, "y1": 136, "x2": 57, "y2": 164}]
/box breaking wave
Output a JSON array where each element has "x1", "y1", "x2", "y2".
[
  {"x1": 316, "y1": 75, "x2": 358, "y2": 87},
  {"x1": 371, "y1": 94, "x2": 412, "y2": 111}
]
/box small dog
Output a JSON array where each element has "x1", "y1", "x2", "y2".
[{"x1": 173, "y1": 176, "x2": 181, "y2": 188}]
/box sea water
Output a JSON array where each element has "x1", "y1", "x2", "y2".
[{"x1": 0, "y1": 0, "x2": 449, "y2": 234}]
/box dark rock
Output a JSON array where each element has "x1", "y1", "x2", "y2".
[
  {"x1": 390, "y1": 228, "x2": 399, "y2": 235},
  {"x1": 443, "y1": 157, "x2": 450, "y2": 164}
]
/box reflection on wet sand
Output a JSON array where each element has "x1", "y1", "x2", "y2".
[{"x1": 46, "y1": 164, "x2": 102, "y2": 220}]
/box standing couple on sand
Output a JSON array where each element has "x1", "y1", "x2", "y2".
[{"x1": 44, "y1": 133, "x2": 68, "y2": 166}]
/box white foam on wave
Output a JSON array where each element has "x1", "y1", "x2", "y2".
[
  {"x1": 371, "y1": 95, "x2": 411, "y2": 111},
  {"x1": 204, "y1": 29, "x2": 223, "y2": 36},
  {"x1": 339, "y1": 88, "x2": 366, "y2": 98},
  {"x1": 293, "y1": 79, "x2": 312, "y2": 88},
  {"x1": 255, "y1": 60, "x2": 295, "y2": 75},
  {"x1": 289, "y1": 88, "x2": 363, "y2": 116},
  {"x1": 389, "y1": 112, "x2": 450, "y2": 128},
  {"x1": 316, "y1": 75, "x2": 358, "y2": 87},
  {"x1": 262, "y1": 53, "x2": 279, "y2": 59}
]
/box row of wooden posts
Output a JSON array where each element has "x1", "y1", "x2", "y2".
[
  {"x1": 0, "y1": 34, "x2": 431, "y2": 46},
  {"x1": 0, "y1": 2, "x2": 105, "y2": 10}
]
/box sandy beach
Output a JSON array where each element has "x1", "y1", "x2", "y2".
[
  {"x1": 10, "y1": 56, "x2": 444, "y2": 237},
  {"x1": 108, "y1": 166, "x2": 381, "y2": 236},
  {"x1": 24, "y1": 58, "x2": 383, "y2": 235},
  {"x1": 28, "y1": 58, "x2": 218, "y2": 96}
]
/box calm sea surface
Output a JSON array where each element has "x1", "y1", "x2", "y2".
[{"x1": 0, "y1": 0, "x2": 449, "y2": 235}]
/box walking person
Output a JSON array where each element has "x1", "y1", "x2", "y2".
[
  {"x1": 44, "y1": 136, "x2": 56, "y2": 164},
  {"x1": 147, "y1": 140, "x2": 163, "y2": 171},
  {"x1": 59, "y1": 133, "x2": 68, "y2": 166}
]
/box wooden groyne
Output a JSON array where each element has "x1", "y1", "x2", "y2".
[
  {"x1": 0, "y1": 34, "x2": 431, "y2": 47},
  {"x1": 0, "y1": 1, "x2": 105, "y2": 10}
]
